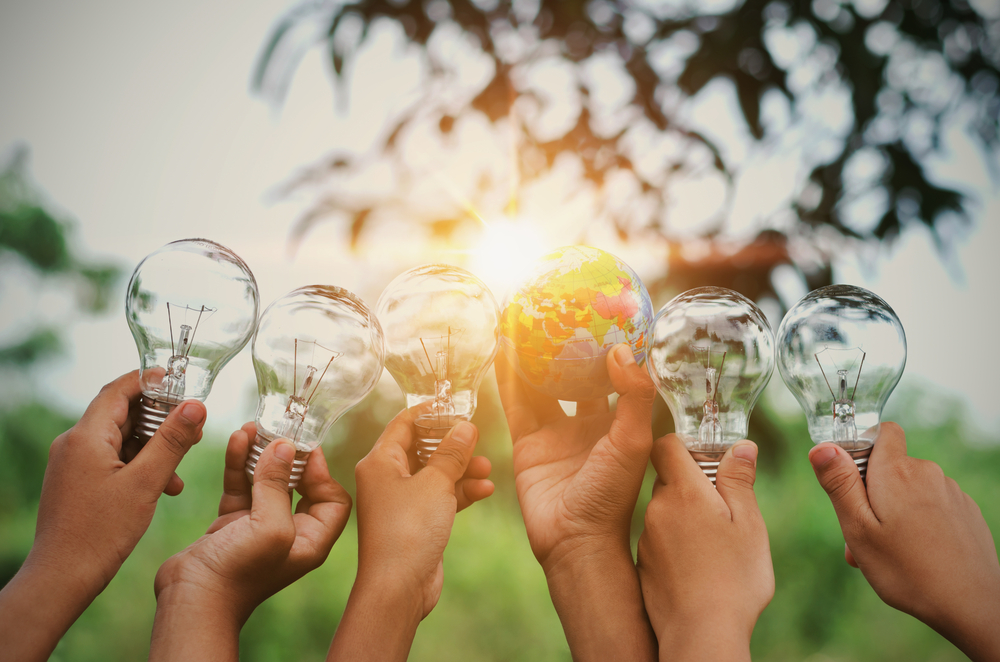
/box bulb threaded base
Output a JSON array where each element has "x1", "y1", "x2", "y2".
[
  {"x1": 132, "y1": 394, "x2": 183, "y2": 447},
  {"x1": 690, "y1": 450, "x2": 725, "y2": 486},
  {"x1": 847, "y1": 447, "x2": 871, "y2": 483},
  {"x1": 414, "y1": 414, "x2": 462, "y2": 466},
  {"x1": 245, "y1": 433, "x2": 310, "y2": 490}
]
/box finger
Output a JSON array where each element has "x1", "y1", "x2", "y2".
[
  {"x1": 808, "y1": 442, "x2": 879, "y2": 540},
  {"x1": 425, "y1": 421, "x2": 478, "y2": 484},
  {"x1": 206, "y1": 510, "x2": 247, "y2": 534},
  {"x1": 79, "y1": 370, "x2": 142, "y2": 453},
  {"x1": 365, "y1": 408, "x2": 419, "y2": 476},
  {"x1": 494, "y1": 351, "x2": 563, "y2": 442},
  {"x1": 124, "y1": 400, "x2": 206, "y2": 494},
  {"x1": 295, "y1": 449, "x2": 351, "y2": 516},
  {"x1": 292, "y1": 450, "x2": 352, "y2": 552},
  {"x1": 250, "y1": 440, "x2": 297, "y2": 531},
  {"x1": 606, "y1": 344, "x2": 656, "y2": 474},
  {"x1": 715, "y1": 441, "x2": 760, "y2": 520},
  {"x1": 650, "y1": 433, "x2": 709, "y2": 488},
  {"x1": 845, "y1": 543, "x2": 859, "y2": 568},
  {"x1": 220, "y1": 426, "x2": 254, "y2": 516},
  {"x1": 464, "y1": 455, "x2": 492, "y2": 481},
  {"x1": 457, "y1": 478, "x2": 495, "y2": 511},
  {"x1": 867, "y1": 421, "x2": 907, "y2": 478},
  {"x1": 163, "y1": 473, "x2": 184, "y2": 496}
]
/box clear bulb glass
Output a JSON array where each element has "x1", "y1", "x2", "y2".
[
  {"x1": 647, "y1": 287, "x2": 775, "y2": 483},
  {"x1": 125, "y1": 238, "x2": 259, "y2": 445},
  {"x1": 376, "y1": 264, "x2": 500, "y2": 464},
  {"x1": 246, "y1": 286, "x2": 385, "y2": 488},
  {"x1": 776, "y1": 284, "x2": 906, "y2": 479}
]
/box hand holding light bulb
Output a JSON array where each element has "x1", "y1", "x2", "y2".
[
  {"x1": 637, "y1": 434, "x2": 773, "y2": 662},
  {"x1": 0, "y1": 371, "x2": 207, "y2": 662},
  {"x1": 376, "y1": 265, "x2": 500, "y2": 465},
  {"x1": 247, "y1": 286, "x2": 385, "y2": 489},
  {"x1": 776, "y1": 284, "x2": 906, "y2": 479},
  {"x1": 808, "y1": 423, "x2": 1000, "y2": 662},
  {"x1": 647, "y1": 287, "x2": 775, "y2": 484},
  {"x1": 327, "y1": 408, "x2": 494, "y2": 662},
  {"x1": 125, "y1": 239, "x2": 259, "y2": 455},
  {"x1": 151, "y1": 422, "x2": 352, "y2": 662}
]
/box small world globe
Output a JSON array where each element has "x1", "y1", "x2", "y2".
[{"x1": 500, "y1": 246, "x2": 653, "y2": 401}]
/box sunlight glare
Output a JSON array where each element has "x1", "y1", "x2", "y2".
[{"x1": 468, "y1": 219, "x2": 548, "y2": 300}]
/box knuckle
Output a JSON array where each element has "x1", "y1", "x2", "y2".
[
  {"x1": 822, "y1": 466, "x2": 858, "y2": 503},
  {"x1": 719, "y1": 462, "x2": 756, "y2": 490},
  {"x1": 156, "y1": 423, "x2": 191, "y2": 458},
  {"x1": 431, "y1": 443, "x2": 467, "y2": 473}
]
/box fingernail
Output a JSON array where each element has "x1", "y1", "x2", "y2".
[
  {"x1": 614, "y1": 344, "x2": 635, "y2": 367},
  {"x1": 451, "y1": 421, "x2": 476, "y2": 446},
  {"x1": 179, "y1": 402, "x2": 205, "y2": 424},
  {"x1": 810, "y1": 445, "x2": 838, "y2": 468},
  {"x1": 733, "y1": 443, "x2": 757, "y2": 462},
  {"x1": 274, "y1": 441, "x2": 296, "y2": 464}
]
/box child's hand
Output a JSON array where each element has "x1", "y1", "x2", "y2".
[
  {"x1": 637, "y1": 434, "x2": 773, "y2": 662},
  {"x1": 327, "y1": 409, "x2": 493, "y2": 662},
  {"x1": 810, "y1": 423, "x2": 1000, "y2": 661},
  {"x1": 0, "y1": 370, "x2": 206, "y2": 662},
  {"x1": 150, "y1": 422, "x2": 352, "y2": 661},
  {"x1": 495, "y1": 344, "x2": 658, "y2": 661}
]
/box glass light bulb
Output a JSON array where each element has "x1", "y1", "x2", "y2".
[
  {"x1": 647, "y1": 287, "x2": 775, "y2": 483},
  {"x1": 376, "y1": 264, "x2": 500, "y2": 464},
  {"x1": 776, "y1": 284, "x2": 906, "y2": 478},
  {"x1": 246, "y1": 285, "x2": 385, "y2": 488},
  {"x1": 125, "y1": 238, "x2": 259, "y2": 445}
]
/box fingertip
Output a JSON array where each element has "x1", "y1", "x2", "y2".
[
  {"x1": 845, "y1": 543, "x2": 859, "y2": 568},
  {"x1": 164, "y1": 473, "x2": 184, "y2": 496},
  {"x1": 809, "y1": 442, "x2": 840, "y2": 470},
  {"x1": 731, "y1": 441, "x2": 758, "y2": 464},
  {"x1": 178, "y1": 400, "x2": 207, "y2": 426}
]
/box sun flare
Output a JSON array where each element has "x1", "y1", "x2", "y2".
[{"x1": 467, "y1": 219, "x2": 548, "y2": 300}]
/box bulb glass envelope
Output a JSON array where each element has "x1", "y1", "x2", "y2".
[
  {"x1": 125, "y1": 238, "x2": 259, "y2": 402},
  {"x1": 648, "y1": 287, "x2": 775, "y2": 453},
  {"x1": 376, "y1": 264, "x2": 500, "y2": 438},
  {"x1": 252, "y1": 286, "x2": 385, "y2": 453},
  {"x1": 776, "y1": 284, "x2": 906, "y2": 450}
]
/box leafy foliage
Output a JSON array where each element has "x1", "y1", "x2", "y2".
[{"x1": 255, "y1": 0, "x2": 998, "y2": 300}]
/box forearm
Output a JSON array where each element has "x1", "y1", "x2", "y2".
[
  {"x1": 150, "y1": 585, "x2": 242, "y2": 662},
  {"x1": 655, "y1": 623, "x2": 752, "y2": 662},
  {"x1": 928, "y1": 584, "x2": 1000, "y2": 662},
  {"x1": 544, "y1": 545, "x2": 657, "y2": 662},
  {"x1": 328, "y1": 574, "x2": 423, "y2": 662}
]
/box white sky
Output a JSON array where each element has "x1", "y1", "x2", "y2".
[{"x1": 1, "y1": 0, "x2": 997, "y2": 437}]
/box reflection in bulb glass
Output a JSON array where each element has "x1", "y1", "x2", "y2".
[
  {"x1": 125, "y1": 238, "x2": 259, "y2": 446},
  {"x1": 376, "y1": 265, "x2": 500, "y2": 464},
  {"x1": 648, "y1": 287, "x2": 775, "y2": 483},
  {"x1": 246, "y1": 286, "x2": 385, "y2": 488},
  {"x1": 776, "y1": 284, "x2": 906, "y2": 478}
]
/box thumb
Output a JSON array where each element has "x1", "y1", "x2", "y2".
[
  {"x1": 126, "y1": 400, "x2": 205, "y2": 493},
  {"x1": 715, "y1": 441, "x2": 760, "y2": 519},
  {"x1": 250, "y1": 439, "x2": 297, "y2": 526},
  {"x1": 809, "y1": 442, "x2": 876, "y2": 540},
  {"x1": 606, "y1": 344, "x2": 656, "y2": 466},
  {"x1": 425, "y1": 421, "x2": 477, "y2": 484}
]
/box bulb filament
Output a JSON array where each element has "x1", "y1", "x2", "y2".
[
  {"x1": 278, "y1": 339, "x2": 341, "y2": 443},
  {"x1": 698, "y1": 349, "x2": 726, "y2": 451},
  {"x1": 815, "y1": 350, "x2": 866, "y2": 447},
  {"x1": 419, "y1": 327, "x2": 463, "y2": 428},
  {"x1": 162, "y1": 303, "x2": 215, "y2": 398}
]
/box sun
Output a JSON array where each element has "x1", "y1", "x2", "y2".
[{"x1": 467, "y1": 218, "x2": 548, "y2": 299}]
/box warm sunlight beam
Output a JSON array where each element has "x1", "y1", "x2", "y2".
[{"x1": 467, "y1": 218, "x2": 547, "y2": 299}]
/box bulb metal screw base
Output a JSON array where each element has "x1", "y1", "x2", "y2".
[
  {"x1": 132, "y1": 394, "x2": 183, "y2": 447},
  {"x1": 690, "y1": 450, "x2": 726, "y2": 486},
  {"x1": 414, "y1": 414, "x2": 462, "y2": 466},
  {"x1": 847, "y1": 447, "x2": 872, "y2": 482},
  {"x1": 245, "y1": 434, "x2": 310, "y2": 490}
]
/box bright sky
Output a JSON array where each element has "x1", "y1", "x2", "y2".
[{"x1": 1, "y1": 0, "x2": 997, "y2": 437}]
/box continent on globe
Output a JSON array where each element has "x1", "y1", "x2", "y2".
[{"x1": 500, "y1": 245, "x2": 653, "y2": 401}]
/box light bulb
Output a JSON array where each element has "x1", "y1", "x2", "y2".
[
  {"x1": 647, "y1": 287, "x2": 775, "y2": 483},
  {"x1": 776, "y1": 284, "x2": 906, "y2": 479},
  {"x1": 246, "y1": 286, "x2": 385, "y2": 488},
  {"x1": 376, "y1": 264, "x2": 500, "y2": 464},
  {"x1": 126, "y1": 238, "x2": 259, "y2": 446}
]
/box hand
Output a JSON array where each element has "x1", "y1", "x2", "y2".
[
  {"x1": 637, "y1": 435, "x2": 773, "y2": 662},
  {"x1": 495, "y1": 344, "x2": 658, "y2": 661},
  {"x1": 150, "y1": 422, "x2": 352, "y2": 662},
  {"x1": 0, "y1": 370, "x2": 206, "y2": 662},
  {"x1": 809, "y1": 423, "x2": 1000, "y2": 661},
  {"x1": 327, "y1": 409, "x2": 493, "y2": 662}
]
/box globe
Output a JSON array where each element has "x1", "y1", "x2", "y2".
[{"x1": 500, "y1": 246, "x2": 653, "y2": 401}]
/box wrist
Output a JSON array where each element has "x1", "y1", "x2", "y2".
[
  {"x1": 328, "y1": 570, "x2": 425, "y2": 662},
  {"x1": 151, "y1": 583, "x2": 242, "y2": 662},
  {"x1": 541, "y1": 533, "x2": 633, "y2": 580},
  {"x1": 656, "y1": 620, "x2": 752, "y2": 662},
  {"x1": 155, "y1": 580, "x2": 248, "y2": 629}
]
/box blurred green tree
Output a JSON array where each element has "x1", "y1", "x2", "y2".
[{"x1": 254, "y1": 0, "x2": 998, "y2": 302}]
